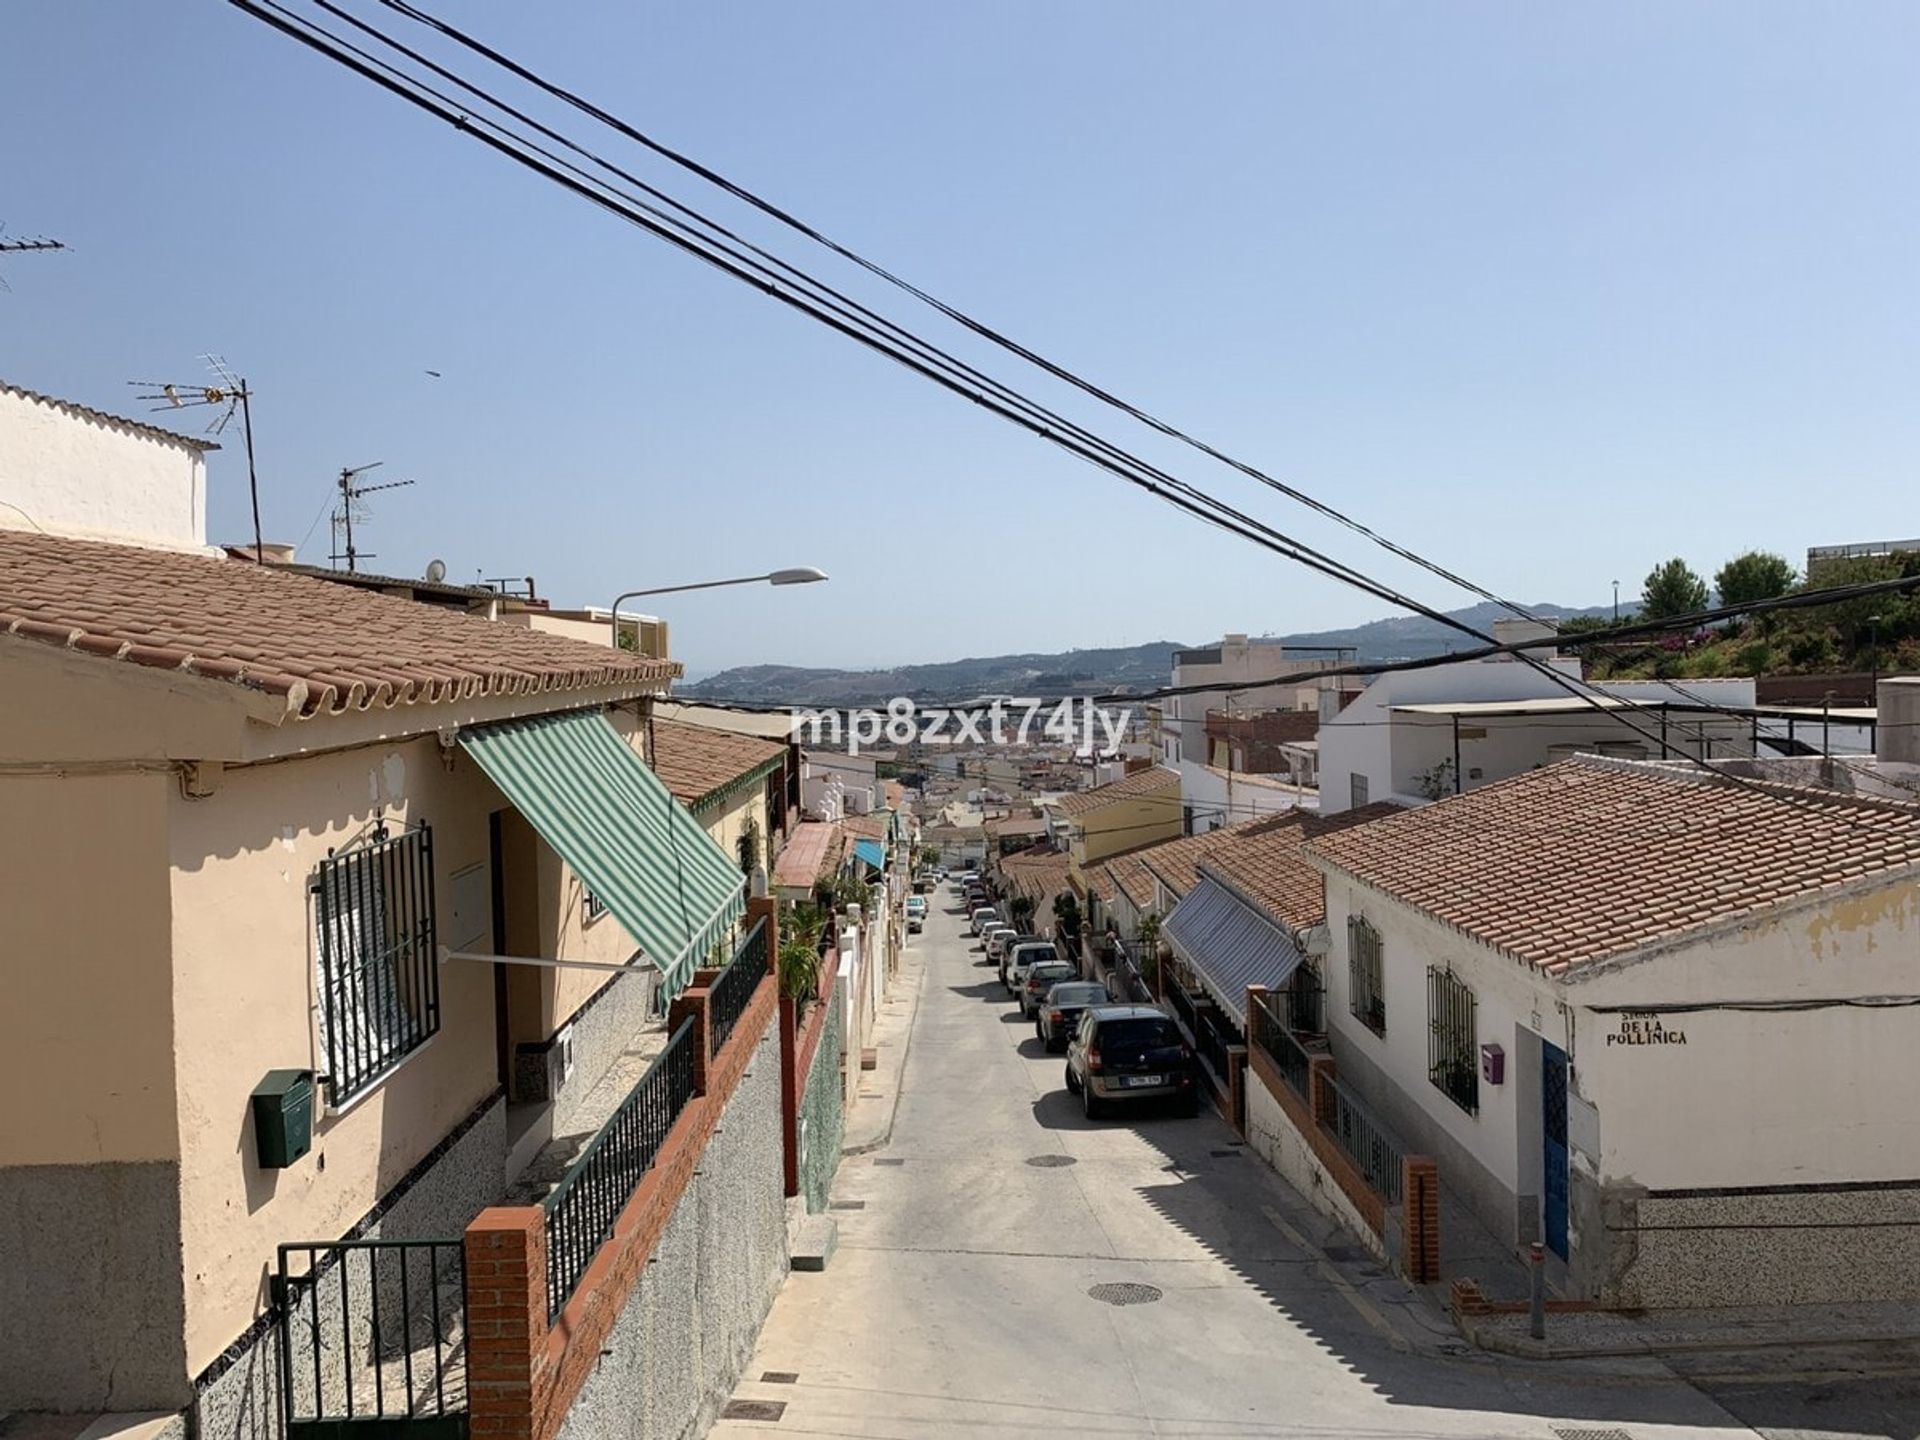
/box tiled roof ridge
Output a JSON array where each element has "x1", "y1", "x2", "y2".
[
  {"x1": 1566, "y1": 751, "x2": 1920, "y2": 822},
  {"x1": 3, "y1": 380, "x2": 221, "y2": 453},
  {"x1": 0, "y1": 530, "x2": 679, "y2": 719}
]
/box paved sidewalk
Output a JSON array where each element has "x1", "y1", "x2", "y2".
[
  {"x1": 841, "y1": 933, "x2": 930, "y2": 1156},
  {"x1": 1461, "y1": 1296, "x2": 1920, "y2": 1361}
]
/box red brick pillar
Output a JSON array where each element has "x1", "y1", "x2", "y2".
[
  {"x1": 778, "y1": 992, "x2": 801, "y2": 1198},
  {"x1": 1226, "y1": 1046, "x2": 1248, "y2": 1134},
  {"x1": 464, "y1": 1207, "x2": 550, "y2": 1440},
  {"x1": 1308, "y1": 1055, "x2": 1339, "y2": 1129},
  {"x1": 1401, "y1": 1155, "x2": 1441, "y2": 1283},
  {"x1": 667, "y1": 986, "x2": 713, "y2": 1096}
]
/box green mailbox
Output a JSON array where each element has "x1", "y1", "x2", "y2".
[{"x1": 251, "y1": 1070, "x2": 314, "y2": 1169}]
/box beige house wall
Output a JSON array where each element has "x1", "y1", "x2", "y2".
[
  {"x1": 167, "y1": 733, "x2": 505, "y2": 1374},
  {"x1": 0, "y1": 770, "x2": 177, "y2": 1165},
  {"x1": 1072, "y1": 785, "x2": 1181, "y2": 867},
  {"x1": 164, "y1": 704, "x2": 666, "y2": 1374}
]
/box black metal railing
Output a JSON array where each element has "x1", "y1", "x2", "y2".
[
  {"x1": 1325, "y1": 1078, "x2": 1405, "y2": 1205},
  {"x1": 275, "y1": 1238, "x2": 466, "y2": 1440},
  {"x1": 1191, "y1": 1005, "x2": 1235, "y2": 1084},
  {"x1": 1248, "y1": 990, "x2": 1310, "y2": 1098},
  {"x1": 1165, "y1": 979, "x2": 1199, "y2": 1036},
  {"x1": 1285, "y1": 966, "x2": 1326, "y2": 1034},
  {"x1": 312, "y1": 823, "x2": 439, "y2": 1108},
  {"x1": 542, "y1": 1017, "x2": 699, "y2": 1319},
  {"x1": 709, "y1": 916, "x2": 768, "y2": 1055}
]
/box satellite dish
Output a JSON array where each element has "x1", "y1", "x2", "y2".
[{"x1": 424, "y1": 559, "x2": 447, "y2": 584}]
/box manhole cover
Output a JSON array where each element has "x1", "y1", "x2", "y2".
[
  {"x1": 1553, "y1": 1430, "x2": 1634, "y2": 1440},
  {"x1": 1209, "y1": 1149, "x2": 1241, "y2": 1158},
  {"x1": 829, "y1": 1200, "x2": 866, "y2": 1210},
  {"x1": 1026, "y1": 1154, "x2": 1076, "y2": 1168},
  {"x1": 760, "y1": 1371, "x2": 799, "y2": 1383},
  {"x1": 1087, "y1": 1282, "x2": 1163, "y2": 1307},
  {"x1": 722, "y1": 1399, "x2": 787, "y2": 1421}
]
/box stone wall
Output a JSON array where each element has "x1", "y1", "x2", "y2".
[
  {"x1": 1602, "y1": 1182, "x2": 1920, "y2": 1308},
  {"x1": 554, "y1": 1009, "x2": 788, "y2": 1440},
  {"x1": 798, "y1": 992, "x2": 846, "y2": 1212},
  {"x1": 0, "y1": 1159, "x2": 187, "y2": 1410}
]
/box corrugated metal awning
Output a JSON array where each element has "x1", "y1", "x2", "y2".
[
  {"x1": 1162, "y1": 877, "x2": 1304, "y2": 1027},
  {"x1": 853, "y1": 838, "x2": 887, "y2": 871},
  {"x1": 459, "y1": 709, "x2": 745, "y2": 997}
]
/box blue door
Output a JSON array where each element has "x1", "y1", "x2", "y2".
[{"x1": 1541, "y1": 1040, "x2": 1569, "y2": 1259}]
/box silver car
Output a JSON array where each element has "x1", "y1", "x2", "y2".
[
  {"x1": 970, "y1": 905, "x2": 1000, "y2": 935},
  {"x1": 1004, "y1": 939, "x2": 1059, "y2": 994}
]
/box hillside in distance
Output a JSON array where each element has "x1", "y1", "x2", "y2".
[{"x1": 683, "y1": 600, "x2": 1606, "y2": 707}]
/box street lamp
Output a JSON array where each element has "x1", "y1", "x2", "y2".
[
  {"x1": 1869, "y1": 613, "x2": 1884, "y2": 692},
  {"x1": 608, "y1": 567, "x2": 828, "y2": 647},
  {"x1": 1612, "y1": 580, "x2": 1620, "y2": 623}
]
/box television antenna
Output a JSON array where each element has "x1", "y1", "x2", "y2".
[
  {"x1": 129, "y1": 355, "x2": 266, "y2": 562},
  {"x1": 329, "y1": 462, "x2": 416, "y2": 573},
  {"x1": 0, "y1": 226, "x2": 66, "y2": 293}
]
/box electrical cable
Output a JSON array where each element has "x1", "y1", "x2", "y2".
[{"x1": 222, "y1": 0, "x2": 1914, "y2": 824}]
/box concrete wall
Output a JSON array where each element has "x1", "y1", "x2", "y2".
[
  {"x1": 797, "y1": 993, "x2": 847, "y2": 1212},
  {"x1": 1244, "y1": 1072, "x2": 1388, "y2": 1267},
  {"x1": 554, "y1": 1012, "x2": 789, "y2": 1440},
  {"x1": 0, "y1": 770, "x2": 186, "y2": 1409},
  {"x1": 0, "y1": 385, "x2": 210, "y2": 551}
]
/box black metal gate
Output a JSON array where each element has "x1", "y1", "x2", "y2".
[{"x1": 274, "y1": 1239, "x2": 468, "y2": 1440}]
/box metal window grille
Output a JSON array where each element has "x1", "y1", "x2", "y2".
[
  {"x1": 1348, "y1": 917, "x2": 1385, "y2": 1036},
  {"x1": 313, "y1": 824, "x2": 438, "y2": 1108},
  {"x1": 1427, "y1": 966, "x2": 1479, "y2": 1114}
]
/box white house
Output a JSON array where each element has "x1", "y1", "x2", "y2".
[{"x1": 1304, "y1": 752, "x2": 1920, "y2": 1308}]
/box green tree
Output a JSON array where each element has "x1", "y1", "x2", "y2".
[
  {"x1": 1641, "y1": 558, "x2": 1709, "y2": 621},
  {"x1": 1713, "y1": 551, "x2": 1797, "y2": 611},
  {"x1": 1008, "y1": 894, "x2": 1036, "y2": 929}
]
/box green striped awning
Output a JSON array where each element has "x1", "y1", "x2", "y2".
[{"x1": 459, "y1": 709, "x2": 746, "y2": 997}]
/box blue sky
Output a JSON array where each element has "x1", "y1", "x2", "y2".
[{"x1": 5, "y1": 3, "x2": 1918, "y2": 674}]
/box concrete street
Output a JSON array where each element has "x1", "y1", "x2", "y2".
[{"x1": 712, "y1": 898, "x2": 1920, "y2": 1440}]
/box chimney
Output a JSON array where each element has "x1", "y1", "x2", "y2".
[
  {"x1": 1877, "y1": 677, "x2": 1920, "y2": 764},
  {"x1": 1490, "y1": 618, "x2": 1560, "y2": 660}
]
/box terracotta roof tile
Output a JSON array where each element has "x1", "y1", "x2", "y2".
[
  {"x1": 1053, "y1": 765, "x2": 1180, "y2": 817},
  {"x1": 1136, "y1": 812, "x2": 1300, "y2": 900},
  {"x1": 1307, "y1": 759, "x2": 1920, "y2": 972},
  {"x1": 1201, "y1": 802, "x2": 1406, "y2": 933},
  {"x1": 1000, "y1": 845, "x2": 1072, "y2": 900},
  {"x1": 772, "y1": 820, "x2": 841, "y2": 890},
  {"x1": 0, "y1": 531, "x2": 677, "y2": 718},
  {"x1": 648, "y1": 718, "x2": 786, "y2": 808},
  {"x1": 1093, "y1": 850, "x2": 1158, "y2": 911},
  {"x1": 842, "y1": 813, "x2": 890, "y2": 841}
]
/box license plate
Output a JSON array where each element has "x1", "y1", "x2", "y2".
[{"x1": 1121, "y1": 1074, "x2": 1163, "y2": 1088}]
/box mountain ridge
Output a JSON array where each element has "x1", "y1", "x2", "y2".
[{"x1": 682, "y1": 601, "x2": 1607, "y2": 706}]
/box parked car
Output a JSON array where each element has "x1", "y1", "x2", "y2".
[
  {"x1": 983, "y1": 924, "x2": 1019, "y2": 962},
  {"x1": 970, "y1": 905, "x2": 1000, "y2": 935},
  {"x1": 1064, "y1": 1007, "x2": 1199, "y2": 1119},
  {"x1": 1036, "y1": 981, "x2": 1111, "y2": 1051},
  {"x1": 905, "y1": 895, "x2": 927, "y2": 932},
  {"x1": 1019, "y1": 960, "x2": 1079, "y2": 1018},
  {"x1": 1003, "y1": 938, "x2": 1060, "y2": 993}
]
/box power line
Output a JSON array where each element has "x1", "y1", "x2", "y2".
[
  {"x1": 219, "y1": 0, "x2": 1907, "y2": 821},
  {"x1": 367, "y1": 0, "x2": 1532, "y2": 623}
]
